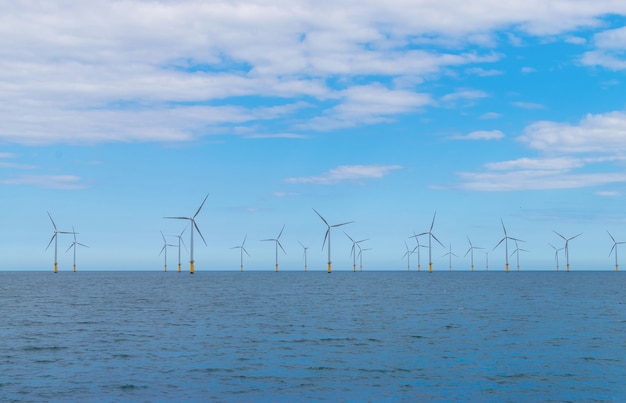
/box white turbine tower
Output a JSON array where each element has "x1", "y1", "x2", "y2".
[
  {"x1": 493, "y1": 219, "x2": 522, "y2": 272},
  {"x1": 443, "y1": 243, "x2": 458, "y2": 271},
  {"x1": 66, "y1": 226, "x2": 88, "y2": 272},
  {"x1": 46, "y1": 212, "x2": 74, "y2": 273},
  {"x1": 160, "y1": 231, "x2": 177, "y2": 272},
  {"x1": 164, "y1": 194, "x2": 208, "y2": 274},
  {"x1": 554, "y1": 230, "x2": 582, "y2": 272},
  {"x1": 548, "y1": 243, "x2": 563, "y2": 271},
  {"x1": 262, "y1": 225, "x2": 286, "y2": 272},
  {"x1": 357, "y1": 245, "x2": 372, "y2": 272},
  {"x1": 402, "y1": 241, "x2": 417, "y2": 271},
  {"x1": 345, "y1": 232, "x2": 368, "y2": 272},
  {"x1": 409, "y1": 232, "x2": 427, "y2": 272},
  {"x1": 510, "y1": 239, "x2": 528, "y2": 271},
  {"x1": 231, "y1": 235, "x2": 250, "y2": 272},
  {"x1": 484, "y1": 250, "x2": 489, "y2": 271},
  {"x1": 417, "y1": 212, "x2": 444, "y2": 273},
  {"x1": 298, "y1": 242, "x2": 309, "y2": 271},
  {"x1": 464, "y1": 236, "x2": 483, "y2": 272},
  {"x1": 607, "y1": 231, "x2": 625, "y2": 272},
  {"x1": 313, "y1": 208, "x2": 353, "y2": 273},
  {"x1": 174, "y1": 227, "x2": 188, "y2": 272}
]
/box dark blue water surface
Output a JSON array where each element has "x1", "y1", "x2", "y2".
[{"x1": 1, "y1": 271, "x2": 624, "y2": 402}]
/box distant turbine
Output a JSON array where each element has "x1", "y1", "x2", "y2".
[
  {"x1": 409, "y1": 232, "x2": 427, "y2": 271},
  {"x1": 464, "y1": 236, "x2": 483, "y2": 272},
  {"x1": 313, "y1": 208, "x2": 353, "y2": 273},
  {"x1": 298, "y1": 241, "x2": 309, "y2": 271},
  {"x1": 402, "y1": 241, "x2": 417, "y2": 271},
  {"x1": 345, "y1": 232, "x2": 368, "y2": 272},
  {"x1": 554, "y1": 230, "x2": 582, "y2": 272},
  {"x1": 417, "y1": 212, "x2": 444, "y2": 273},
  {"x1": 174, "y1": 227, "x2": 188, "y2": 272},
  {"x1": 66, "y1": 226, "x2": 88, "y2": 272},
  {"x1": 510, "y1": 239, "x2": 528, "y2": 271},
  {"x1": 262, "y1": 225, "x2": 286, "y2": 272},
  {"x1": 357, "y1": 245, "x2": 372, "y2": 271},
  {"x1": 607, "y1": 231, "x2": 625, "y2": 272},
  {"x1": 231, "y1": 235, "x2": 250, "y2": 272},
  {"x1": 484, "y1": 250, "x2": 489, "y2": 271},
  {"x1": 493, "y1": 219, "x2": 523, "y2": 272},
  {"x1": 548, "y1": 243, "x2": 563, "y2": 271},
  {"x1": 164, "y1": 194, "x2": 209, "y2": 274},
  {"x1": 46, "y1": 212, "x2": 74, "y2": 273},
  {"x1": 443, "y1": 243, "x2": 458, "y2": 271},
  {"x1": 159, "y1": 231, "x2": 177, "y2": 272}
]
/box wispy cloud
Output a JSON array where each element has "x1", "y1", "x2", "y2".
[
  {"x1": 512, "y1": 101, "x2": 544, "y2": 110},
  {"x1": 0, "y1": 175, "x2": 88, "y2": 189},
  {"x1": 285, "y1": 164, "x2": 402, "y2": 185},
  {"x1": 451, "y1": 130, "x2": 504, "y2": 140},
  {"x1": 479, "y1": 112, "x2": 501, "y2": 120}
]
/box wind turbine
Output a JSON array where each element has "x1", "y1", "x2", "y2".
[
  {"x1": 357, "y1": 245, "x2": 372, "y2": 271},
  {"x1": 464, "y1": 236, "x2": 483, "y2": 272},
  {"x1": 46, "y1": 212, "x2": 74, "y2": 273},
  {"x1": 262, "y1": 225, "x2": 286, "y2": 272},
  {"x1": 298, "y1": 241, "x2": 308, "y2": 271},
  {"x1": 66, "y1": 226, "x2": 88, "y2": 272},
  {"x1": 402, "y1": 241, "x2": 417, "y2": 271},
  {"x1": 553, "y1": 230, "x2": 582, "y2": 272},
  {"x1": 548, "y1": 243, "x2": 563, "y2": 271},
  {"x1": 443, "y1": 243, "x2": 458, "y2": 271},
  {"x1": 409, "y1": 232, "x2": 427, "y2": 271},
  {"x1": 417, "y1": 212, "x2": 445, "y2": 273},
  {"x1": 160, "y1": 231, "x2": 177, "y2": 272},
  {"x1": 164, "y1": 194, "x2": 208, "y2": 274},
  {"x1": 345, "y1": 232, "x2": 368, "y2": 272},
  {"x1": 231, "y1": 235, "x2": 250, "y2": 272},
  {"x1": 174, "y1": 227, "x2": 188, "y2": 272},
  {"x1": 313, "y1": 208, "x2": 353, "y2": 273},
  {"x1": 493, "y1": 219, "x2": 522, "y2": 272},
  {"x1": 607, "y1": 231, "x2": 625, "y2": 272},
  {"x1": 510, "y1": 239, "x2": 528, "y2": 271},
  {"x1": 484, "y1": 250, "x2": 489, "y2": 271}
]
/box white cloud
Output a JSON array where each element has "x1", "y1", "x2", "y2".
[
  {"x1": 596, "y1": 190, "x2": 621, "y2": 197},
  {"x1": 451, "y1": 130, "x2": 504, "y2": 140},
  {"x1": 479, "y1": 112, "x2": 501, "y2": 120},
  {"x1": 521, "y1": 67, "x2": 537, "y2": 74},
  {"x1": 285, "y1": 164, "x2": 402, "y2": 185},
  {"x1": 465, "y1": 67, "x2": 503, "y2": 76},
  {"x1": 441, "y1": 89, "x2": 489, "y2": 103},
  {"x1": 520, "y1": 110, "x2": 626, "y2": 153},
  {"x1": 512, "y1": 101, "x2": 545, "y2": 109},
  {"x1": 0, "y1": 175, "x2": 88, "y2": 189}
]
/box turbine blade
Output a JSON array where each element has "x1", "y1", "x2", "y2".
[
  {"x1": 164, "y1": 216, "x2": 190, "y2": 220},
  {"x1": 46, "y1": 233, "x2": 56, "y2": 250},
  {"x1": 493, "y1": 237, "x2": 505, "y2": 251},
  {"x1": 194, "y1": 221, "x2": 207, "y2": 246},
  {"x1": 312, "y1": 208, "x2": 329, "y2": 226},
  {"x1": 431, "y1": 233, "x2": 445, "y2": 248},
  {"x1": 277, "y1": 240, "x2": 286, "y2": 254},
  {"x1": 344, "y1": 232, "x2": 355, "y2": 243},
  {"x1": 607, "y1": 230, "x2": 616, "y2": 243},
  {"x1": 500, "y1": 218, "x2": 507, "y2": 236},
  {"x1": 332, "y1": 221, "x2": 354, "y2": 228},
  {"x1": 570, "y1": 233, "x2": 583, "y2": 241},
  {"x1": 66, "y1": 243, "x2": 75, "y2": 253},
  {"x1": 47, "y1": 212, "x2": 57, "y2": 231},
  {"x1": 194, "y1": 194, "x2": 210, "y2": 218},
  {"x1": 322, "y1": 229, "x2": 329, "y2": 250},
  {"x1": 553, "y1": 230, "x2": 566, "y2": 240},
  {"x1": 243, "y1": 247, "x2": 250, "y2": 257},
  {"x1": 77, "y1": 243, "x2": 89, "y2": 248},
  {"x1": 277, "y1": 224, "x2": 285, "y2": 239},
  {"x1": 242, "y1": 234, "x2": 247, "y2": 246},
  {"x1": 161, "y1": 231, "x2": 166, "y2": 243},
  {"x1": 430, "y1": 212, "x2": 437, "y2": 231}
]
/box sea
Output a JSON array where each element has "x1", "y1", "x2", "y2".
[{"x1": 1, "y1": 270, "x2": 624, "y2": 402}]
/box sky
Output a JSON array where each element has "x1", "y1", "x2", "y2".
[{"x1": 2, "y1": 1, "x2": 626, "y2": 271}]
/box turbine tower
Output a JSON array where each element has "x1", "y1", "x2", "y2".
[
  {"x1": 409, "y1": 232, "x2": 426, "y2": 271},
  {"x1": 313, "y1": 208, "x2": 353, "y2": 273},
  {"x1": 231, "y1": 235, "x2": 250, "y2": 272},
  {"x1": 174, "y1": 227, "x2": 188, "y2": 272},
  {"x1": 345, "y1": 232, "x2": 368, "y2": 272},
  {"x1": 607, "y1": 231, "x2": 625, "y2": 272},
  {"x1": 443, "y1": 243, "x2": 458, "y2": 271},
  {"x1": 46, "y1": 212, "x2": 74, "y2": 273},
  {"x1": 164, "y1": 194, "x2": 208, "y2": 274},
  {"x1": 66, "y1": 226, "x2": 88, "y2": 272},
  {"x1": 262, "y1": 225, "x2": 286, "y2": 272},
  {"x1": 298, "y1": 242, "x2": 309, "y2": 271},
  {"x1": 484, "y1": 250, "x2": 489, "y2": 271},
  {"x1": 554, "y1": 230, "x2": 582, "y2": 272},
  {"x1": 493, "y1": 219, "x2": 522, "y2": 272},
  {"x1": 357, "y1": 245, "x2": 372, "y2": 271},
  {"x1": 160, "y1": 231, "x2": 177, "y2": 272},
  {"x1": 402, "y1": 241, "x2": 417, "y2": 271},
  {"x1": 464, "y1": 236, "x2": 483, "y2": 272},
  {"x1": 510, "y1": 239, "x2": 528, "y2": 271},
  {"x1": 417, "y1": 212, "x2": 445, "y2": 273},
  {"x1": 548, "y1": 243, "x2": 563, "y2": 271}
]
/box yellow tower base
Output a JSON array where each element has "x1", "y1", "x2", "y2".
[
  {"x1": 616, "y1": 265, "x2": 619, "y2": 272},
  {"x1": 429, "y1": 263, "x2": 432, "y2": 273},
  {"x1": 275, "y1": 264, "x2": 279, "y2": 272},
  {"x1": 178, "y1": 264, "x2": 181, "y2": 273},
  {"x1": 471, "y1": 265, "x2": 474, "y2": 272},
  {"x1": 505, "y1": 263, "x2": 509, "y2": 273},
  {"x1": 354, "y1": 265, "x2": 357, "y2": 272},
  {"x1": 327, "y1": 262, "x2": 332, "y2": 273},
  {"x1": 566, "y1": 264, "x2": 570, "y2": 272},
  {"x1": 164, "y1": 265, "x2": 167, "y2": 272},
  {"x1": 54, "y1": 263, "x2": 58, "y2": 273},
  {"x1": 190, "y1": 261, "x2": 195, "y2": 274},
  {"x1": 240, "y1": 265, "x2": 243, "y2": 272},
  {"x1": 73, "y1": 265, "x2": 76, "y2": 273}
]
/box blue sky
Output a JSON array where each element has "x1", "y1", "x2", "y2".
[{"x1": 2, "y1": 1, "x2": 626, "y2": 271}]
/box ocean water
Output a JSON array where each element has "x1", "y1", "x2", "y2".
[{"x1": 1, "y1": 270, "x2": 624, "y2": 402}]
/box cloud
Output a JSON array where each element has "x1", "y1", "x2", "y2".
[
  {"x1": 521, "y1": 67, "x2": 537, "y2": 74},
  {"x1": 451, "y1": 130, "x2": 504, "y2": 140},
  {"x1": 479, "y1": 112, "x2": 501, "y2": 120},
  {"x1": 441, "y1": 89, "x2": 489, "y2": 103},
  {"x1": 465, "y1": 67, "x2": 503, "y2": 76},
  {"x1": 512, "y1": 101, "x2": 545, "y2": 110},
  {"x1": 0, "y1": 175, "x2": 88, "y2": 189},
  {"x1": 519, "y1": 110, "x2": 626, "y2": 153},
  {"x1": 285, "y1": 164, "x2": 402, "y2": 185}
]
